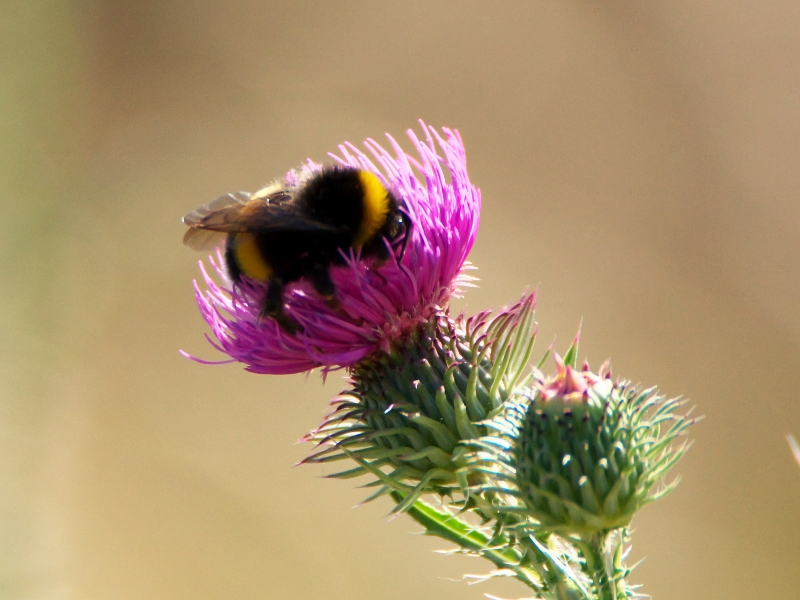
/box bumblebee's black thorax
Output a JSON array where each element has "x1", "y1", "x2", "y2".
[{"x1": 295, "y1": 167, "x2": 366, "y2": 239}]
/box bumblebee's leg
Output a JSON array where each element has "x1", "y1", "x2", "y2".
[
  {"x1": 261, "y1": 277, "x2": 303, "y2": 334},
  {"x1": 369, "y1": 239, "x2": 392, "y2": 285},
  {"x1": 373, "y1": 240, "x2": 390, "y2": 264},
  {"x1": 262, "y1": 277, "x2": 284, "y2": 317},
  {"x1": 309, "y1": 262, "x2": 338, "y2": 305},
  {"x1": 372, "y1": 266, "x2": 388, "y2": 286}
]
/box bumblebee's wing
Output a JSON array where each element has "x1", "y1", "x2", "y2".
[
  {"x1": 182, "y1": 192, "x2": 254, "y2": 250},
  {"x1": 183, "y1": 189, "x2": 348, "y2": 252},
  {"x1": 182, "y1": 191, "x2": 251, "y2": 227},
  {"x1": 183, "y1": 228, "x2": 227, "y2": 251}
]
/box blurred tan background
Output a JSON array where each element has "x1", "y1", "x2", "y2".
[{"x1": 3, "y1": 1, "x2": 800, "y2": 598}]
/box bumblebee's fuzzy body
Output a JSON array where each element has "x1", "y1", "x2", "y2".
[{"x1": 183, "y1": 166, "x2": 409, "y2": 332}]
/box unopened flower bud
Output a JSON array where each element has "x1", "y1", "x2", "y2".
[{"x1": 468, "y1": 349, "x2": 694, "y2": 535}]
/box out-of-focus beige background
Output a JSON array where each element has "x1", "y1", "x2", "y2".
[{"x1": 3, "y1": 1, "x2": 799, "y2": 598}]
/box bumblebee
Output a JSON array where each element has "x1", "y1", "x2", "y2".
[{"x1": 183, "y1": 166, "x2": 410, "y2": 333}]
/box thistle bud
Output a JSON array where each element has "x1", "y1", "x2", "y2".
[
  {"x1": 469, "y1": 349, "x2": 694, "y2": 535},
  {"x1": 524, "y1": 358, "x2": 694, "y2": 533}
]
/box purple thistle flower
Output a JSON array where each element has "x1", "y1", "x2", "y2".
[{"x1": 188, "y1": 123, "x2": 480, "y2": 374}]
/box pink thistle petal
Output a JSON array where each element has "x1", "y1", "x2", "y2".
[
  {"x1": 537, "y1": 351, "x2": 606, "y2": 402},
  {"x1": 187, "y1": 122, "x2": 481, "y2": 374}
]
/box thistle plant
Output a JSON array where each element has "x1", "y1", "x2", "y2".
[{"x1": 186, "y1": 123, "x2": 696, "y2": 599}]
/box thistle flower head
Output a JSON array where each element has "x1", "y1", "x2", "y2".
[{"x1": 191, "y1": 124, "x2": 480, "y2": 374}]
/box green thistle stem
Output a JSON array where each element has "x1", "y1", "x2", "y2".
[
  {"x1": 390, "y1": 491, "x2": 588, "y2": 598},
  {"x1": 388, "y1": 491, "x2": 522, "y2": 570},
  {"x1": 573, "y1": 531, "x2": 631, "y2": 600}
]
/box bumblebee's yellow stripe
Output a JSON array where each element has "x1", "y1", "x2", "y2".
[
  {"x1": 354, "y1": 171, "x2": 390, "y2": 247},
  {"x1": 233, "y1": 233, "x2": 272, "y2": 281}
]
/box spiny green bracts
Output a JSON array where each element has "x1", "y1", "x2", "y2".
[
  {"x1": 466, "y1": 340, "x2": 696, "y2": 536},
  {"x1": 302, "y1": 292, "x2": 537, "y2": 511}
]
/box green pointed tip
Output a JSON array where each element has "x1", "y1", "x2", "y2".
[{"x1": 562, "y1": 322, "x2": 582, "y2": 369}]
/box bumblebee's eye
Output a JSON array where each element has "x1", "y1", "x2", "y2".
[
  {"x1": 392, "y1": 208, "x2": 412, "y2": 261},
  {"x1": 389, "y1": 213, "x2": 407, "y2": 239}
]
